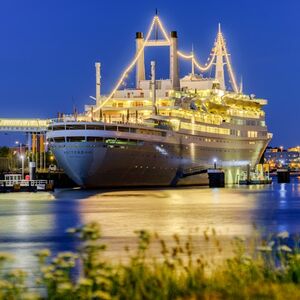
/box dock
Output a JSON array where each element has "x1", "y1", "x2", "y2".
[{"x1": 0, "y1": 174, "x2": 54, "y2": 192}]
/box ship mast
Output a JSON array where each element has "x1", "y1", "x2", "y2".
[
  {"x1": 151, "y1": 61, "x2": 157, "y2": 115},
  {"x1": 95, "y1": 62, "x2": 101, "y2": 104},
  {"x1": 191, "y1": 44, "x2": 195, "y2": 76},
  {"x1": 215, "y1": 23, "x2": 225, "y2": 90}
]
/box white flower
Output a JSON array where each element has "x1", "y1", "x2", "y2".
[
  {"x1": 277, "y1": 245, "x2": 292, "y2": 252},
  {"x1": 257, "y1": 246, "x2": 272, "y2": 252},
  {"x1": 268, "y1": 241, "x2": 275, "y2": 248},
  {"x1": 277, "y1": 231, "x2": 289, "y2": 239}
]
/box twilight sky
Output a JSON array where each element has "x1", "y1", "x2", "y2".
[{"x1": 0, "y1": 0, "x2": 299, "y2": 147}]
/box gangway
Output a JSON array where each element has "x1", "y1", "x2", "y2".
[
  {"x1": 0, "y1": 118, "x2": 49, "y2": 132},
  {"x1": 171, "y1": 166, "x2": 225, "y2": 188},
  {"x1": 181, "y1": 166, "x2": 208, "y2": 178}
]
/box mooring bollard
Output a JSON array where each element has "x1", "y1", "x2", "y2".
[
  {"x1": 207, "y1": 169, "x2": 225, "y2": 188},
  {"x1": 277, "y1": 169, "x2": 290, "y2": 183}
]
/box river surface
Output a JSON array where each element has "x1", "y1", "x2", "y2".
[{"x1": 0, "y1": 177, "x2": 299, "y2": 275}]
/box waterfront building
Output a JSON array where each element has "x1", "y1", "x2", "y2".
[{"x1": 264, "y1": 147, "x2": 300, "y2": 171}]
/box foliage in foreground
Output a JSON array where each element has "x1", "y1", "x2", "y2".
[{"x1": 0, "y1": 224, "x2": 300, "y2": 299}]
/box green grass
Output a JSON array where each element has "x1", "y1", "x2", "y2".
[{"x1": 0, "y1": 223, "x2": 300, "y2": 299}]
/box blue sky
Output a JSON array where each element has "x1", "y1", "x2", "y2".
[{"x1": 0, "y1": 0, "x2": 299, "y2": 147}]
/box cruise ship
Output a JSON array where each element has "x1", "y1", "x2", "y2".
[{"x1": 46, "y1": 15, "x2": 272, "y2": 188}]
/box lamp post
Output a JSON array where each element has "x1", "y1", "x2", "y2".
[
  {"x1": 213, "y1": 158, "x2": 217, "y2": 169},
  {"x1": 15, "y1": 140, "x2": 21, "y2": 154},
  {"x1": 16, "y1": 141, "x2": 26, "y2": 178},
  {"x1": 20, "y1": 154, "x2": 24, "y2": 180}
]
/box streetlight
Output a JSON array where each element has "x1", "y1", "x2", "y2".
[
  {"x1": 15, "y1": 140, "x2": 21, "y2": 154},
  {"x1": 213, "y1": 158, "x2": 217, "y2": 169},
  {"x1": 20, "y1": 154, "x2": 24, "y2": 180}
]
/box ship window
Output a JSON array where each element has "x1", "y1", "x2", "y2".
[
  {"x1": 66, "y1": 136, "x2": 85, "y2": 142},
  {"x1": 53, "y1": 137, "x2": 65, "y2": 143},
  {"x1": 105, "y1": 126, "x2": 117, "y2": 131},
  {"x1": 86, "y1": 124, "x2": 104, "y2": 130},
  {"x1": 118, "y1": 127, "x2": 129, "y2": 132},
  {"x1": 247, "y1": 131, "x2": 258, "y2": 138},
  {"x1": 128, "y1": 139, "x2": 138, "y2": 144},
  {"x1": 66, "y1": 124, "x2": 86, "y2": 130},
  {"x1": 87, "y1": 137, "x2": 103, "y2": 142},
  {"x1": 52, "y1": 125, "x2": 65, "y2": 131}
]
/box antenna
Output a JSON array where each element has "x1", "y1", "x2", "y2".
[
  {"x1": 191, "y1": 44, "x2": 195, "y2": 75},
  {"x1": 239, "y1": 76, "x2": 243, "y2": 93},
  {"x1": 155, "y1": 9, "x2": 159, "y2": 40}
]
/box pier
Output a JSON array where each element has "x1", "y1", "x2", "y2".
[{"x1": 0, "y1": 174, "x2": 53, "y2": 192}]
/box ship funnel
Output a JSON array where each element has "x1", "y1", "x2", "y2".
[
  {"x1": 170, "y1": 31, "x2": 180, "y2": 90},
  {"x1": 136, "y1": 32, "x2": 145, "y2": 88},
  {"x1": 95, "y1": 62, "x2": 101, "y2": 104}
]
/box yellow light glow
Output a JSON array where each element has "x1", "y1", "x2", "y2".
[
  {"x1": 93, "y1": 16, "x2": 164, "y2": 115},
  {"x1": 177, "y1": 50, "x2": 216, "y2": 72}
]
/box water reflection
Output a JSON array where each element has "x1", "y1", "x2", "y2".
[
  {"x1": 0, "y1": 191, "x2": 81, "y2": 273},
  {"x1": 0, "y1": 179, "x2": 299, "y2": 269}
]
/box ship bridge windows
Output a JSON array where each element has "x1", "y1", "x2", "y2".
[
  {"x1": 66, "y1": 136, "x2": 86, "y2": 142},
  {"x1": 51, "y1": 125, "x2": 66, "y2": 131},
  {"x1": 118, "y1": 126, "x2": 130, "y2": 132},
  {"x1": 259, "y1": 131, "x2": 268, "y2": 137},
  {"x1": 53, "y1": 137, "x2": 65, "y2": 143},
  {"x1": 105, "y1": 125, "x2": 117, "y2": 131},
  {"x1": 247, "y1": 131, "x2": 258, "y2": 138},
  {"x1": 133, "y1": 101, "x2": 144, "y2": 107},
  {"x1": 180, "y1": 122, "x2": 230, "y2": 135},
  {"x1": 230, "y1": 129, "x2": 241, "y2": 136},
  {"x1": 66, "y1": 124, "x2": 86, "y2": 130},
  {"x1": 246, "y1": 120, "x2": 257, "y2": 126},
  {"x1": 231, "y1": 118, "x2": 266, "y2": 127},
  {"x1": 87, "y1": 137, "x2": 103, "y2": 142},
  {"x1": 86, "y1": 124, "x2": 104, "y2": 130}
]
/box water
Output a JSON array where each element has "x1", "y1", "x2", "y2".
[{"x1": 0, "y1": 177, "x2": 300, "y2": 275}]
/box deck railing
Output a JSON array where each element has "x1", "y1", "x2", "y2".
[{"x1": 0, "y1": 180, "x2": 48, "y2": 187}]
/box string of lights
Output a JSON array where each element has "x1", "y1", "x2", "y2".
[
  {"x1": 92, "y1": 16, "x2": 163, "y2": 114},
  {"x1": 220, "y1": 33, "x2": 239, "y2": 92},
  {"x1": 193, "y1": 52, "x2": 216, "y2": 72},
  {"x1": 177, "y1": 51, "x2": 193, "y2": 60},
  {"x1": 156, "y1": 16, "x2": 170, "y2": 43},
  {"x1": 177, "y1": 50, "x2": 216, "y2": 72},
  {"x1": 92, "y1": 16, "x2": 239, "y2": 116}
]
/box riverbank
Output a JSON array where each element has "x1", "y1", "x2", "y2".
[{"x1": 1, "y1": 222, "x2": 300, "y2": 299}]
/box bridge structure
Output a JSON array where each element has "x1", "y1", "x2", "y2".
[
  {"x1": 0, "y1": 118, "x2": 49, "y2": 132},
  {"x1": 0, "y1": 118, "x2": 50, "y2": 171}
]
